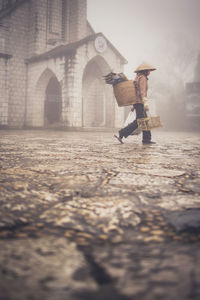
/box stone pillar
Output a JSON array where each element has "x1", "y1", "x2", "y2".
[
  {"x1": 62, "y1": 47, "x2": 85, "y2": 128},
  {"x1": 0, "y1": 57, "x2": 9, "y2": 127},
  {"x1": 62, "y1": 54, "x2": 77, "y2": 126}
]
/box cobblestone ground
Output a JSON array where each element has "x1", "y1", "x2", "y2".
[{"x1": 0, "y1": 129, "x2": 200, "y2": 300}]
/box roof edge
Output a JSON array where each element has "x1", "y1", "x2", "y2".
[
  {"x1": 86, "y1": 20, "x2": 96, "y2": 35},
  {"x1": 26, "y1": 33, "x2": 128, "y2": 64},
  {"x1": 99, "y1": 33, "x2": 128, "y2": 64}
]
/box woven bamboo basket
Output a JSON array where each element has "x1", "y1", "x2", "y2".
[
  {"x1": 113, "y1": 80, "x2": 137, "y2": 107},
  {"x1": 137, "y1": 116, "x2": 162, "y2": 131}
]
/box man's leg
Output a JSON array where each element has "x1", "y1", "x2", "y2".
[
  {"x1": 115, "y1": 103, "x2": 154, "y2": 144},
  {"x1": 142, "y1": 130, "x2": 151, "y2": 142},
  {"x1": 141, "y1": 107, "x2": 154, "y2": 143},
  {"x1": 119, "y1": 103, "x2": 143, "y2": 138},
  {"x1": 118, "y1": 119, "x2": 138, "y2": 139},
  {"x1": 115, "y1": 104, "x2": 142, "y2": 144}
]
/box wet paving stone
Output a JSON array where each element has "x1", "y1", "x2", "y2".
[{"x1": 0, "y1": 130, "x2": 200, "y2": 300}]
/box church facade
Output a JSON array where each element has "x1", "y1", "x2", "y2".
[{"x1": 0, "y1": 0, "x2": 127, "y2": 129}]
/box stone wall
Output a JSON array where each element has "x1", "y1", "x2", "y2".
[
  {"x1": 61, "y1": 37, "x2": 125, "y2": 128},
  {"x1": 0, "y1": 1, "x2": 29, "y2": 127},
  {"x1": 30, "y1": 0, "x2": 88, "y2": 55},
  {"x1": 0, "y1": 20, "x2": 10, "y2": 127},
  {"x1": 0, "y1": 0, "x2": 126, "y2": 128},
  {"x1": 67, "y1": 39, "x2": 125, "y2": 128},
  {"x1": 0, "y1": 57, "x2": 9, "y2": 126},
  {"x1": 68, "y1": 0, "x2": 87, "y2": 43},
  {"x1": 0, "y1": 0, "x2": 88, "y2": 127},
  {"x1": 32, "y1": 0, "x2": 63, "y2": 55},
  {"x1": 26, "y1": 35, "x2": 125, "y2": 129}
]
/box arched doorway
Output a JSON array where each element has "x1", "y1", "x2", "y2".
[
  {"x1": 29, "y1": 68, "x2": 62, "y2": 127},
  {"x1": 44, "y1": 76, "x2": 62, "y2": 125},
  {"x1": 82, "y1": 56, "x2": 112, "y2": 128}
]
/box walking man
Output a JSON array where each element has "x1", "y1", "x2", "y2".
[{"x1": 114, "y1": 62, "x2": 156, "y2": 144}]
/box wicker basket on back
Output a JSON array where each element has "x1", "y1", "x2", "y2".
[
  {"x1": 113, "y1": 80, "x2": 162, "y2": 131},
  {"x1": 113, "y1": 80, "x2": 137, "y2": 107},
  {"x1": 104, "y1": 72, "x2": 162, "y2": 130}
]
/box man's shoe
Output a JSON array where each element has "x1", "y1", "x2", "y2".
[
  {"x1": 114, "y1": 134, "x2": 124, "y2": 144},
  {"x1": 142, "y1": 140, "x2": 156, "y2": 144}
]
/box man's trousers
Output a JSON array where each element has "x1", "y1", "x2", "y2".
[{"x1": 119, "y1": 103, "x2": 151, "y2": 142}]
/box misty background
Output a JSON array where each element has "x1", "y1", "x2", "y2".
[{"x1": 87, "y1": 0, "x2": 200, "y2": 130}]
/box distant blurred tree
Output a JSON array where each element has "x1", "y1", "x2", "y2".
[
  {"x1": 194, "y1": 53, "x2": 200, "y2": 81},
  {"x1": 150, "y1": 32, "x2": 199, "y2": 130}
]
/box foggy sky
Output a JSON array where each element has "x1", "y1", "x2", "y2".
[{"x1": 87, "y1": 0, "x2": 200, "y2": 80}]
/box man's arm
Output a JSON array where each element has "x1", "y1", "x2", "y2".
[
  {"x1": 139, "y1": 76, "x2": 149, "y2": 110},
  {"x1": 138, "y1": 76, "x2": 147, "y2": 99}
]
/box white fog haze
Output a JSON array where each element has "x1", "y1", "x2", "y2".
[
  {"x1": 1, "y1": 2, "x2": 200, "y2": 298},
  {"x1": 87, "y1": 0, "x2": 200, "y2": 77},
  {"x1": 87, "y1": 0, "x2": 200, "y2": 130}
]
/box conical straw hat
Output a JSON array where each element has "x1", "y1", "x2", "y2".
[{"x1": 134, "y1": 62, "x2": 156, "y2": 73}]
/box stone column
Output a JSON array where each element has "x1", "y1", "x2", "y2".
[{"x1": 0, "y1": 57, "x2": 10, "y2": 127}]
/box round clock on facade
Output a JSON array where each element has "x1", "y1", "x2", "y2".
[{"x1": 94, "y1": 36, "x2": 107, "y2": 53}]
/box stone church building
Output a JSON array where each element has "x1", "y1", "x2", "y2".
[{"x1": 0, "y1": 0, "x2": 127, "y2": 129}]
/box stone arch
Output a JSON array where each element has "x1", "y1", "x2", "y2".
[
  {"x1": 34, "y1": 68, "x2": 62, "y2": 127},
  {"x1": 44, "y1": 76, "x2": 62, "y2": 125},
  {"x1": 82, "y1": 55, "x2": 114, "y2": 127}
]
